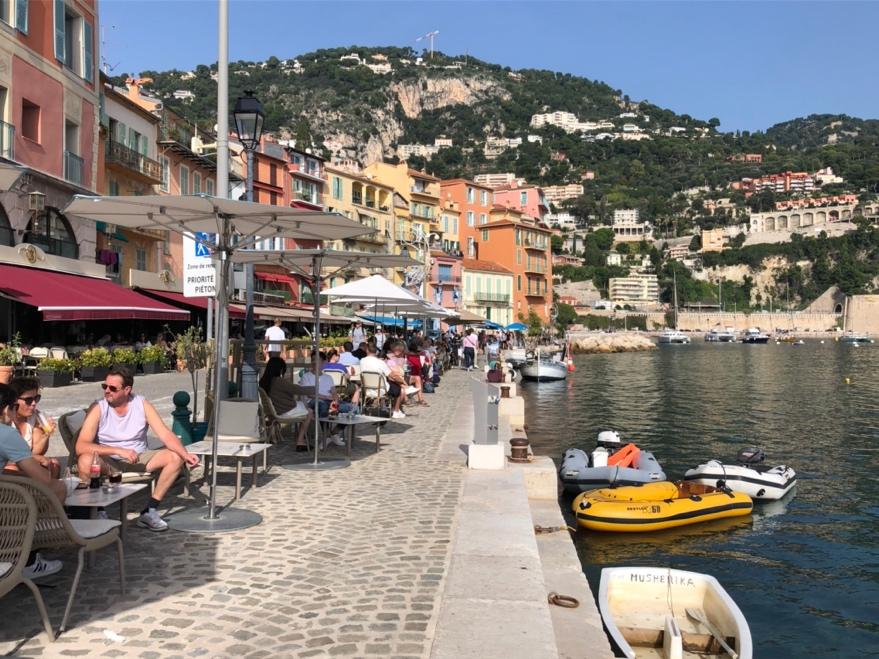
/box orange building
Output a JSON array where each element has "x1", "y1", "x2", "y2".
[
  {"x1": 475, "y1": 206, "x2": 553, "y2": 322},
  {"x1": 439, "y1": 178, "x2": 494, "y2": 259}
]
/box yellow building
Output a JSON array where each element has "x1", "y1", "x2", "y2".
[
  {"x1": 323, "y1": 165, "x2": 395, "y2": 285},
  {"x1": 439, "y1": 196, "x2": 462, "y2": 255}
]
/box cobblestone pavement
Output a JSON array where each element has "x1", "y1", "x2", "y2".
[{"x1": 0, "y1": 370, "x2": 468, "y2": 658}]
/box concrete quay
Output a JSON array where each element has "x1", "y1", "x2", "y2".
[{"x1": 0, "y1": 369, "x2": 612, "y2": 658}]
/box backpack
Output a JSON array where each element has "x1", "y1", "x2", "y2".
[
  {"x1": 423, "y1": 381, "x2": 435, "y2": 393},
  {"x1": 432, "y1": 372, "x2": 441, "y2": 385}
]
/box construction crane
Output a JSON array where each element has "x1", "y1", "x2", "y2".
[{"x1": 416, "y1": 30, "x2": 440, "y2": 59}]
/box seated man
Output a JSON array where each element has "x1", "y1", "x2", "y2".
[
  {"x1": 351, "y1": 341, "x2": 369, "y2": 360},
  {"x1": 75, "y1": 365, "x2": 199, "y2": 532},
  {"x1": 0, "y1": 383, "x2": 65, "y2": 578},
  {"x1": 301, "y1": 354, "x2": 356, "y2": 447},
  {"x1": 338, "y1": 341, "x2": 360, "y2": 368},
  {"x1": 360, "y1": 343, "x2": 406, "y2": 419}
]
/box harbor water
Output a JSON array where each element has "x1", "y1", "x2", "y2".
[{"x1": 521, "y1": 341, "x2": 879, "y2": 658}]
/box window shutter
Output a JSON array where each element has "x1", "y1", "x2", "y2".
[
  {"x1": 15, "y1": 0, "x2": 28, "y2": 32},
  {"x1": 82, "y1": 21, "x2": 93, "y2": 82},
  {"x1": 53, "y1": 0, "x2": 65, "y2": 63}
]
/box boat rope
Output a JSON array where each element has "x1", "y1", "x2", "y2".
[
  {"x1": 547, "y1": 592, "x2": 579, "y2": 608},
  {"x1": 534, "y1": 524, "x2": 576, "y2": 535}
]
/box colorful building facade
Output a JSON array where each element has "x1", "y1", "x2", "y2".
[{"x1": 461, "y1": 259, "x2": 514, "y2": 327}]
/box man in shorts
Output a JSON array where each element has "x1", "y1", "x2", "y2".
[{"x1": 75, "y1": 365, "x2": 199, "y2": 531}]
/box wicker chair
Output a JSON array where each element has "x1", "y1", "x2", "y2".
[
  {"x1": 0, "y1": 481, "x2": 55, "y2": 642},
  {"x1": 258, "y1": 387, "x2": 308, "y2": 447},
  {"x1": 360, "y1": 371, "x2": 391, "y2": 415},
  {"x1": 1, "y1": 475, "x2": 125, "y2": 633}
]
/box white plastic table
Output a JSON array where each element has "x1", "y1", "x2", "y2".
[
  {"x1": 186, "y1": 441, "x2": 271, "y2": 500},
  {"x1": 319, "y1": 415, "x2": 387, "y2": 456}
]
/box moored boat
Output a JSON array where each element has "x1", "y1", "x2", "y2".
[
  {"x1": 503, "y1": 347, "x2": 529, "y2": 368},
  {"x1": 599, "y1": 566, "x2": 753, "y2": 659},
  {"x1": 658, "y1": 329, "x2": 691, "y2": 344},
  {"x1": 573, "y1": 481, "x2": 753, "y2": 532},
  {"x1": 741, "y1": 328, "x2": 770, "y2": 344},
  {"x1": 683, "y1": 448, "x2": 797, "y2": 501},
  {"x1": 840, "y1": 332, "x2": 874, "y2": 344},
  {"x1": 705, "y1": 327, "x2": 736, "y2": 342},
  {"x1": 559, "y1": 431, "x2": 666, "y2": 493}
]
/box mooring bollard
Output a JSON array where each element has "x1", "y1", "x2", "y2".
[
  {"x1": 171, "y1": 390, "x2": 194, "y2": 445},
  {"x1": 509, "y1": 437, "x2": 530, "y2": 463}
]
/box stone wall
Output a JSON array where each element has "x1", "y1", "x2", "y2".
[
  {"x1": 846, "y1": 295, "x2": 879, "y2": 333},
  {"x1": 674, "y1": 311, "x2": 840, "y2": 332}
]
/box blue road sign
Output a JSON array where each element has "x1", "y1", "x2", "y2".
[{"x1": 194, "y1": 232, "x2": 212, "y2": 257}]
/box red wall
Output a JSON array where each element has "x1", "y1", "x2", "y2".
[{"x1": 13, "y1": 57, "x2": 63, "y2": 178}]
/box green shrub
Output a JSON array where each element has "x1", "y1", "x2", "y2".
[
  {"x1": 138, "y1": 344, "x2": 166, "y2": 364},
  {"x1": 36, "y1": 357, "x2": 76, "y2": 372},
  {"x1": 112, "y1": 347, "x2": 138, "y2": 365},
  {"x1": 79, "y1": 347, "x2": 112, "y2": 368}
]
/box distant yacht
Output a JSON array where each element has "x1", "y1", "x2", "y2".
[
  {"x1": 741, "y1": 328, "x2": 770, "y2": 344},
  {"x1": 705, "y1": 327, "x2": 736, "y2": 342},
  {"x1": 840, "y1": 332, "x2": 874, "y2": 344},
  {"x1": 658, "y1": 329, "x2": 691, "y2": 344}
]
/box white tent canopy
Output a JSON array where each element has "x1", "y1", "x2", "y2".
[{"x1": 322, "y1": 274, "x2": 423, "y2": 304}]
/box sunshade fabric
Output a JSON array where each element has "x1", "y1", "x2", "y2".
[
  {"x1": 137, "y1": 288, "x2": 245, "y2": 318},
  {"x1": 358, "y1": 315, "x2": 422, "y2": 329},
  {"x1": 322, "y1": 274, "x2": 422, "y2": 303},
  {"x1": 233, "y1": 250, "x2": 418, "y2": 271},
  {"x1": 0, "y1": 264, "x2": 190, "y2": 321},
  {"x1": 445, "y1": 309, "x2": 487, "y2": 324},
  {"x1": 506, "y1": 322, "x2": 527, "y2": 331},
  {"x1": 64, "y1": 195, "x2": 370, "y2": 243}
]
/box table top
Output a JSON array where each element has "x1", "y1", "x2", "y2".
[
  {"x1": 65, "y1": 483, "x2": 148, "y2": 507},
  {"x1": 319, "y1": 414, "x2": 388, "y2": 426},
  {"x1": 186, "y1": 440, "x2": 272, "y2": 456}
]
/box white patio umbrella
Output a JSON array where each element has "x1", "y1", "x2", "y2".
[
  {"x1": 231, "y1": 249, "x2": 418, "y2": 469},
  {"x1": 64, "y1": 195, "x2": 371, "y2": 527}
]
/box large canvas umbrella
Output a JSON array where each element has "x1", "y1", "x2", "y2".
[
  {"x1": 65, "y1": 195, "x2": 371, "y2": 528},
  {"x1": 231, "y1": 249, "x2": 418, "y2": 470}
]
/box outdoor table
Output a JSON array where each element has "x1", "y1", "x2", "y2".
[
  {"x1": 65, "y1": 483, "x2": 149, "y2": 566},
  {"x1": 186, "y1": 440, "x2": 271, "y2": 501},
  {"x1": 319, "y1": 414, "x2": 387, "y2": 457}
]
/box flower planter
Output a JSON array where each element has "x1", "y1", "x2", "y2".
[
  {"x1": 80, "y1": 366, "x2": 110, "y2": 382},
  {"x1": 36, "y1": 369, "x2": 72, "y2": 388},
  {"x1": 141, "y1": 361, "x2": 163, "y2": 375}
]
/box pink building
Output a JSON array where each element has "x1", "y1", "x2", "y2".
[
  {"x1": 428, "y1": 249, "x2": 462, "y2": 310},
  {"x1": 492, "y1": 182, "x2": 549, "y2": 220}
]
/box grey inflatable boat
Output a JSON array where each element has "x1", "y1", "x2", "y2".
[{"x1": 559, "y1": 431, "x2": 666, "y2": 494}]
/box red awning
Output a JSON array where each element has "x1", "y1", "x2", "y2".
[
  {"x1": 0, "y1": 264, "x2": 191, "y2": 321},
  {"x1": 254, "y1": 271, "x2": 298, "y2": 297},
  {"x1": 138, "y1": 288, "x2": 246, "y2": 319}
]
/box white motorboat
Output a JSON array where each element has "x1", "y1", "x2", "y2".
[
  {"x1": 683, "y1": 447, "x2": 797, "y2": 501},
  {"x1": 559, "y1": 431, "x2": 666, "y2": 493},
  {"x1": 658, "y1": 329, "x2": 691, "y2": 344},
  {"x1": 520, "y1": 355, "x2": 568, "y2": 381},
  {"x1": 840, "y1": 332, "x2": 874, "y2": 344},
  {"x1": 503, "y1": 347, "x2": 529, "y2": 368},
  {"x1": 741, "y1": 328, "x2": 770, "y2": 344},
  {"x1": 599, "y1": 566, "x2": 752, "y2": 659},
  {"x1": 705, "y1": 327, "x2": 736, "y2": 343}
]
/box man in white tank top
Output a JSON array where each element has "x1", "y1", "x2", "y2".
[{"x1": 76, "y1": 365, "x2": 199, "y2": 532}]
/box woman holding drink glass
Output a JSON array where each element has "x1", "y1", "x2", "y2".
[{"x1": 6, "y1": 376, "x2": 61, "y2": 478}]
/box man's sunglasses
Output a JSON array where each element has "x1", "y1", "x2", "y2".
[
  {"x1": 100, "y1": 384, "x2": 123, "y2": 393},
  {"x1": 18, "y1": 395, "x2": 42, "y2": 405}
]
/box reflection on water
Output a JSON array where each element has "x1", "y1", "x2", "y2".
[{"x1": 522, "y1": 343, "x2": 879, "y2": 658}]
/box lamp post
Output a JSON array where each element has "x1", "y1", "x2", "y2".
[{"x1": 233, "y1": 91, "x2": 265, "y2": 401}]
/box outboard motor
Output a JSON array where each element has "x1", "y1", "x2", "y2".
[
  {"x1": 596, "y1": 430, "x2": 622, "y2": 451},
  {"x1": 737, "y1": 447, "x2": 766, "y2": 465},
  {"x1": 591, "y1": 446, "x2": 609, "y2": 468}
]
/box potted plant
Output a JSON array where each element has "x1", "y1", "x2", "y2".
[
  {"x1": 138, "y1": 344, "x2": 166, "y2": 375},
  {"x1": 0, "y1": 333, "x2": 21, "y2": 385},
  {"x1": 35, "y1": 357, "x2": 76, "y2": 388},
  {"x1": 175, "y1": 327, "x2": 210, "y2": 423},
  {"x1": 79, "y1": 347, "x2": 112, "y2": 382},
  {"x1": 111, "y1": 346, "x2": 138, "y2": 368}
]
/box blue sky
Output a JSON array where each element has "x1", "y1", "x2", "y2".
[{"x1": 98, "y1": 1, "x2": 879, "y2": 132}]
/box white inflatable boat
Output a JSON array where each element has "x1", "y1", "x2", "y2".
[
  {"x1": 683, "y1": 447, "x2": 797, "y2": 501},
  {"x1": 559, "y1": 431, "x2": 666, "y2": 494}
]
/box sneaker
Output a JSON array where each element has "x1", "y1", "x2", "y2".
[
  {"x1": 23, "y1": 553, "x2": 62, "y2": 580},
  {"x1": 97, "y1": 509, "x2": 109, "y2": 520},
  {"x1": 137, "y1": 509, "x2": 169, "y2": 532},
  {"x1": 330, "y1": 434, "x2": 346, "y2": 447},
  {"x1": 392, "y1": 410, "x2": 405, "y2": 419}
]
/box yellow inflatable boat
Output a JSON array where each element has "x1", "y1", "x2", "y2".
[{"x1": 573, "y1": 481, "x2": 753, "y2": 532}]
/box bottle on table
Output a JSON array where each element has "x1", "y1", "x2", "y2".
[{"x1": 88, "y1": 453, "x2": 102, "y2": 490}]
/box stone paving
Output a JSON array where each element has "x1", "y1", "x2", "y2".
[{"x1": 0, "y1": 370, "x2": 469, "y2": 658}]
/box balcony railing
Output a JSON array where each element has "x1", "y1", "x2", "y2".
[
  {"x1": 293, "y1": 190, "x2": 320, "y2": 205},
  {"x1": 0, "y1": 120, "x2": 14, "y2": 159},
  {"x1": 106, "y1": 140, "x2": 162, "y2": 182},
  {"x1": 473, "y1": 291, "x2": 510, "y2": 303},
  {"x1": 64, "y1": 151, "x2": 84, "y2": 186},
  {"x1": 436, "y1": 274, "x2": 461, "y2": 284}
]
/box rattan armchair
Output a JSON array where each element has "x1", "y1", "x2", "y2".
[
  {"x1": 0, "y1": 481, "x2": 55, "y2": 642},
  {"x1": 1, "y1": 475, "x2": 125, "y2": 633}
]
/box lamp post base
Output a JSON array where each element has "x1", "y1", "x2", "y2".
[
  {"x1": 168, "y1": 506, "x2": 263, "y2": 533},
  {"x1": 281, "y1": 458, "x2": 350, "y2": 471}
]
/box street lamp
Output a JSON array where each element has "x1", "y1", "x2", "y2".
[{"x1": 233, "y1": 91, "x2": 265, "y2": 401}]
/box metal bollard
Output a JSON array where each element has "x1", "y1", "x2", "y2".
[
  {"x1": 509, "y1": 437, "x2": 530, "y2": 463},
  {"x1": 472, "y1": 380, "x2": 500, "y2": 445}
]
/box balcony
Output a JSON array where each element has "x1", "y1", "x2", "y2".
[
  {"x1": 0, "y1": 120, "x2": 14, "y2": 159},
  {"x1": 473, "y1": 291, "x2": 510, "y2": 304},
  {"x1": 434, "y1": 274, "x2": 461, "y2": 285},
  {"x1": 293, "y1": 190, "x2": 321, "y2": 206},
  {"x1": 106, "y1": 140, "x2": 162, "y2": 184},
  {"x1": 64, "y1": 151, "x2": 84, "y2": 187}
]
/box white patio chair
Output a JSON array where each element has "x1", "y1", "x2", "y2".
[
  {"x1": 0, "y1": 481, "x2": 55, "y2": 642},
  {"x1": 360, "y1": 371, "x2": 391, "y2": 415},
  {"x1": 2, "y1": 475, "x2": 125, "y2": 634},
  {"x1": 49, "y1": 347, "x2": 69, "y2": 360}
]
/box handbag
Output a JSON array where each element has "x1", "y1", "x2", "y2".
[{"x1": 486, "y1": 368, "x2": 503, "y2": 383}]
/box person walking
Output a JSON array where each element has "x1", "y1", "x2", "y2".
[
  {"x1": 264, "y1": 319, "x2": 287, "y2": 358},
  {"x1": 462, "y1": 329, "x2": 478, "y2": 371}
]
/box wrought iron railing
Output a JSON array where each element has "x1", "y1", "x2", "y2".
[{"x1": 106, "y1": 140, "x2": 162, "y2": 181}]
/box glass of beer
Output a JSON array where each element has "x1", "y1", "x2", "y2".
[{"x1": 36, "y1": 411, "x2": 55, "y2": 438}]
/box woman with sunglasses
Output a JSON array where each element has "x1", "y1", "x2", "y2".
[{"x1": 7, "y1": 376, "x2": 60, "y2": 479}]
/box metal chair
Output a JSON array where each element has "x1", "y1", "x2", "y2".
[
  {"x1": 258, "y1": 387, "x2": 307, "y2": 446},
  {"x1": 1, "y1": 475, "x2": 125, "y2": 633},
  {"x1": 0, "y1": 481, "x2": 55, "y2": 642},
  {"x1": 206, "y1": 399, "x2": 268, "y2": 471},
  {"x1": 49, "y1": 347, "x2": 69, "y2": 360}
]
